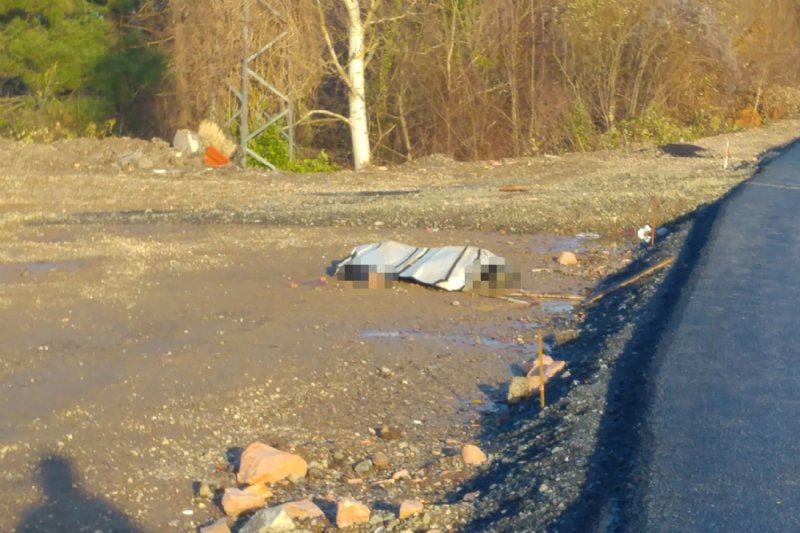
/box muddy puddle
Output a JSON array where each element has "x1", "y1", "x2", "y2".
[
  {"x1": 0, "y1": 222, "x2": 620, "y2": 532},
  {"x1": 540, "y1": 300, "x2": 578, "y2": 314},
  {"x1": 360, "y1": 324, "x2": 553, "y2": 355},
  {"x1": 528, "y1": 232, "x2": 600, "y2": 254},
  {"x1": 0, "y1": 258, "x2": 100, "y2": 284}
]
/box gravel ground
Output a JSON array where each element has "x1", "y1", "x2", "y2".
[
  {"x1": 456, "y1": 142, "x2": 799, "y2": 533},
  {"x1": 457, "y1": 220, "x2": 692, "y2": 532},
  {"x1": 2, "y1": 120, "x2": 798, "y2": 236},
  {"x1": 0, "y1": 122, "x2": 796, "y2": 532}
]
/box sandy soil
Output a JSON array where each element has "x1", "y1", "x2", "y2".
[{"x1": 0, "y1": 121, "x2": 796, "y2": 532}]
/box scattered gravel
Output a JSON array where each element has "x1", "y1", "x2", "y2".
[{"x1": 0, "y1": 123, "x2": 796, "y2": 532}]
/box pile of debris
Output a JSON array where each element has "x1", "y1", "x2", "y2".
[
  {"x1": 196, "y1": 440, "x2": 490, "y2": 532},
  {"x1": 173, "y1": 120, "x2": 237, "y2": 168},
  {"x1": 507, "y1": 354, "x2": 568, "y2": 404}
]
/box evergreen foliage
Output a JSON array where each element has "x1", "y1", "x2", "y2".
[{"x1": 0, "y1": 0, "x2": 164, "y2": 138}]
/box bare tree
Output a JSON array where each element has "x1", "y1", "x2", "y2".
[
  {"x1": 137, "y1": 0, "x2": 800, "y2": 165},
  {"x1": 315, "y1": 0, "x2": 383, "y2": 169}
]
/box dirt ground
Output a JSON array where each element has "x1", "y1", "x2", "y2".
[{"x1": 0, "y1": 121, "x2": 797, "y2": 532}]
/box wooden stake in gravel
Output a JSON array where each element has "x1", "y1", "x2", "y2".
[
  {"x1": 724, "y1": 140, "x2": 731, "y2": 170},
  {"x1": 538, "y1": 329, "x2": 546, "y2": 409},
  {"x1": 650, "y1": 196, "x2": 658, "y2": 247},
  {"x1": 511, "y1": 291, "x2": 584, "y2": 301},
  {"x1": 584, "y1": 257, "x2": 676, "y2": 305}
]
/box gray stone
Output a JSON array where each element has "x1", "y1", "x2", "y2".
[
  {"x1": 240, "y1": 506, "x2": 296, "y2": 533},
  {"x1": 330, "y1": 449, "x2": 347, "y2": 466},
  {"x1": 507, "y1": 376, "x2": 530, "y2": 403},
  {"x1": 379, "y1": 426, "x2": 402, "y2": 440},
  {"x1": 196, "y1": 481, "x2": 214, "y2": 500},
  {"x1": 353, "y1": 458, "x2": 373, "y2": 475},
  {"x1": 173, "y1": 129, "x2": 201, "y2": 156},
  {"x1": 118, "y1": 149, "x2": 143, "y2": 166},
  {"x1": 307, "y1": 467, "x2": 325, "y2": 481},
  {"x1": 369, "y1": 510, "x2": 394, "y2": 525}
]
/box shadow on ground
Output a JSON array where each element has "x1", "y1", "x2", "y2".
[
  {"x1": 659, "y1": 143, "x2": 708, "y2": 158},
  {"x1": 451, "y1": 184, "x2": 739, "y2": 531},
  {"x1": 15, "y1": 454, "x2": 143, "y2": 533}
]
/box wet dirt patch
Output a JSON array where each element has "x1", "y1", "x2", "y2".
[
  {"x1": 0, "y1": 222, "x2": 616, "y2": 532},
  {"x1": 314, "y1": 189, "x2": 422, "y2": 197},
  {"x1": 0, "y1": 258, "x2": 100, "y2": 284},
  {"x1": 540, "y1": 300, "x2": 578, "y2": 315},
  {"x1": 1, "y1": 123, "x2": 797, "y2": 532}
]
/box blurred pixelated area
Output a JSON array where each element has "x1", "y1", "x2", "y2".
[
  {"x1": 466, "y1": 258, "x2": 522, "y2": 294},
  {"x1": 338, "y1": 257, "x2": 522, "y2": 293},
  {"x1": 337, "y1": 263, "x2": 399, "y2": 289}
]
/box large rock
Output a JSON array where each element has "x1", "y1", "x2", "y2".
[
  {"x1": 526, "y1": 358, "x2": 567, "y2": 392},
  {"x1": 238, "y1": 442, "x2": 308, "y2": 484},
  {"x1": 461, "y1": 444, "x2": 487, "y2": 466},
  {"x1": 399, "y1": 499, "x2": 424, "y2": 520},
  {"x1": 222, "y1": 485, "x2": 271, "y2": 517},
  {"x1": 280, "y1": 499, "x2": 324, "y2": 520},
  {"x1": 337, "y1": 498, "x2": 371, "y2": 528},
  {"x1": 240, "y1": 506, "x2": 296, "y2": 533},
  {"x1": 243, "y1": 483, "x2": 273, "y2": 499},
  {"x1": 522, "y1": 354, "x2": 554, "y2": 374},
  {"x1": 507, "y1": 376, "x2": 531, "y2": 403},
  {"x1": 557, "y1": 251, "x2": 579, "y2": 266},
  {"x1": 172, "y1": 129, "x2": 201, "y2": 156}
]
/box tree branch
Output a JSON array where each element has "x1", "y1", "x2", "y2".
[
  {"x1": 296, "y1": 109, "x2": 352, "y2": 126},
  {"x1": 315, "y1": 0, "x2": 353, "y2": 90}
]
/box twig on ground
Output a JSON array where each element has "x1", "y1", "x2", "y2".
[
  {"x1": 584, "y1": 256, "x2": 676, "y2": 305},
  {"x1": 511, "y1": 290, "x2": 585, "y2": 301}
]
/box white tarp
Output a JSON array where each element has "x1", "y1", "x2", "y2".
[{"x1": 336, "y1": 240, "x2": 502, "y2": 291}]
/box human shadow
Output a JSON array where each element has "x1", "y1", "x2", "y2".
[{"x1": 16, "y1": 454, "x2": 144, "y2": 533}]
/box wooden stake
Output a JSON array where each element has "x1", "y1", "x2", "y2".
[
  {"x1": 724, "y1": 140, "x2": 731, "y2": 170},
  {"x1": 650, "y1": 197, "x2": 658, "y2": 247},
  {"x1": 585, "y1": 257, "x2": 675, "y2": 305},
  {"x1": 511, "y1": 291, "x2": 584, "y2": 301},
  {"x1": 537, "y1": 329, "x2": 545, "y2": 409}
]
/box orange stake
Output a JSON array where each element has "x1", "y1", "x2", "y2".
[{"x1": 538, "y1": 329, "x2": 545, "y2": 409}]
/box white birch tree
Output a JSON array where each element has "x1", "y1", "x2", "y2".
[{"x1": 315, "y1": 0, "x2": 380, "y2": 170}]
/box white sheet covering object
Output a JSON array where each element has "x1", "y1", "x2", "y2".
[{"x1": 336, "y1": 241, "x2": 501, "y2": 291}]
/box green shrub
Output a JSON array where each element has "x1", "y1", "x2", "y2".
[
  {"x1": 564, "y1": 99, "x2": 597, "y2": 152},
  {"x1": 247, "y1": 125, "x2": 339, "y2": 172},
  {"x1": 0, "y1": 2, "x2": 164, "y2": 139},
  {"x1": 615, "y1": 107, "x2": 685, "y2": 146},
  {"x1": 602, "y1": 107, "x2": 731, "y2": 148},
  {"x1": 0, "y1": 95, "x2": 114, "y2": 141}
]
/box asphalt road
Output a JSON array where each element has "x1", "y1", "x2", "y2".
[{"x1": 639, "y1": 141, "x2": 800, "y2": 531}]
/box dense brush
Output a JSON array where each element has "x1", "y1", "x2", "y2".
[{"x1": 198, "y1": 120, "x2": 237, "y2": 158}]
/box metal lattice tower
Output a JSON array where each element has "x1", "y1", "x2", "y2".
[{"x1": 229, "y1": 0, "x2": 294, "y2": 169}]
